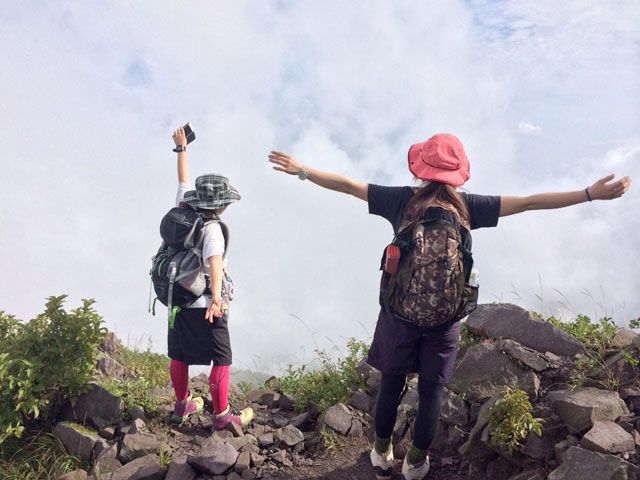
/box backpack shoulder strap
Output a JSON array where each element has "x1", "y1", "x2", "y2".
[{"x1": 203, "y1": 216, "x2": 230, "y2": 259}]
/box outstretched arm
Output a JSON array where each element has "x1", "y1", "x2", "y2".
[
  {"x1": 268, "y1": 151, "x2": 368, "y2": 201},
  {"x1": 500, "y1": 174, "x2": 631, "y2": 217},
  {"x1": 172, "y1": 127, "x2": 188, "y2": 183}
]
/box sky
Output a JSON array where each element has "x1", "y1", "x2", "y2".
[{"x1": 1, "y1": 1, "x2": 638, "y2": 374}]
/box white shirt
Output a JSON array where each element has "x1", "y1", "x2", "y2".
[{"x1": 176, "y1": 182, "x2": 227, "y2": 308}]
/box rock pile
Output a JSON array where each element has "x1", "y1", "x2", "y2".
[{"x1": 54, "y1": 303, "x2": 640, "y2": 480}]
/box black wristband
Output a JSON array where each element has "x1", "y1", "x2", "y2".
[
  {"x1": 173, "y1": 145, "x2": 186, "y2": 153},
  {"x1": 585, "y1": 187, "x2": 592, "y2": 202}
]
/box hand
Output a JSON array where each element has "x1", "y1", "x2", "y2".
[
  {"x1": 172, "y1": 127, "x2": 187, "y2": 147},
  {"x1": 588, "y1": 174, "x2": 632, "y2": 200},
  {"x1": 268, "y1": 151, "x2": 304, "y2": 175},
  {"x1": 205, "y1": 296, "x2": 224, "y2": 323}
]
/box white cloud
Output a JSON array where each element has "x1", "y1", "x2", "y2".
[{"x1": 517, "y1": 121, "x2": 542, "y2": 135}]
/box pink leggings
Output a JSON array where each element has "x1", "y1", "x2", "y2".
[{"x1": 169, "y1": 359, "x2": 230, "y2": 414}]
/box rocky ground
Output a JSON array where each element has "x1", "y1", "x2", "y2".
[{"x1": 54, "y1": 303, "x2": 640, "y2": 480}]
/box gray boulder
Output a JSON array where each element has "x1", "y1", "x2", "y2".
[
  {"x1": 58, "y1": 469, "x2": 88, "y2": 480},
  {"x1": 610, "y1": 328, "x2": 638, "y2": 349},
  {"x1": 440, "y1": 388, "x2": 470, "y2": 426},
  {"x1": 91, "y1": 443, "x2": 122, "y2": 478},
  {"x1": 580, "y1": 421, "x2": 636, "y2": 454},
  {"x1": 276, "y1": 425, "x2": 304, "y2": 447},
  {"x1": 466, "y1": 304, "x2": 583, "y2": 356},
  {"x1": 99, "y1": 332, "x2": 120, "y2": 355},
  {"x1": 166, "y1": 455, "x2": 197, "y2": 480},
  {"x1": 546, "y1": 388, "x2": 629, "y2": 433},
  {"x1": 447, "y1": 341, "x2": 540, "y2": 402},
  {"x1": 547, "y1": 446, "x2": 638, "y2": 480},
  {"x1": 498, "y1": 339, "x2": 551, "y2": 372},
  {"x1": 53, "y1": 422, "x2": 100, "y2": 462},
  {"x1": 66, "y1": 382, "x2": 123, "y2": 429},
  {"x1": 349, "y1": 389, "x2": 373, "y2": 412},
  {"x1": 187, "y1": 441, "x2": 239, "y2": 475},
  {"x1": 324, "y1": 403, "x2": 353, "y2": 436},
  {"x1": 118, "y1": 432, "x2": 161, "y2": 464},
  {"x1": 107, "y1": 454, "x2": 165, "y2": 480},
  {"x1": 95, "y1": 356, "x2": 127, "y2": 379}
]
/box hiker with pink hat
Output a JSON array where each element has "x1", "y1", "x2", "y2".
[{"x1": 269, "y1": 133, "x2": 630, "y2": 480}]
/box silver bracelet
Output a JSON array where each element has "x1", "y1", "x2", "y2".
[{"x1": 297, "y1": 167, "x2": 309, "y2": 181}]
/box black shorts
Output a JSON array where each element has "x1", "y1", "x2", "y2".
[
  {"x1": 167, "y1": 307, "x2": 232, "y2": 366},
  {"x1": 367, "y1": 310, "x2": 461, "y2": 384}
]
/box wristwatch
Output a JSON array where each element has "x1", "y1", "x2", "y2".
[
  {"x1": 173, "y1": 145, "x2": 187, "y2": 153},
  {"x1": 297, "y1": 167, "x2": 309, "y2": 181}
]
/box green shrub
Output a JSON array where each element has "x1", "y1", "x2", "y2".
[
  {"x1": 544, "y1": 314, "x2": 617, "y2": 355},
  {"x1": 98, "y1": 341, "x2": 170, "y2": 412},
  {"x1": 278, "y1": 338, "x2": 369, "y2": 411},
  {"x1": 0, "y1": 296, "x2": 105, "y2": 443},
  {"x1": 486, "y1": 387, "x2": 543, "y2": 454},
  {"x1": 459, "y1": 321, "x2": 482, "y2": 349}
]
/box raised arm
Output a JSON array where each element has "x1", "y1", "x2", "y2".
[
  {"x1": 499, "y1": 174, "x2": 631, "y2": 217},
  {"x1": 268, "y1": 151, "x2": 368, "y2": 201},
  {"x1": 172, "y1": 127, "x2": 189, "y2": 183}
]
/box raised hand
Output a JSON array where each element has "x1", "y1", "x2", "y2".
[
  {"x1": 589, "y1": 174, "x2": 632, "y2": 200},
  {"x1": 268, "y1": 151, "x2": 303, "y2": 175},
  {"x1": 172, "y1": 127, "x2": 187, "y2": 147}
]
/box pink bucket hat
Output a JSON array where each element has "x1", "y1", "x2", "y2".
[{"x1": 408, "y1": 133, "x2": 470, "y2": 186}]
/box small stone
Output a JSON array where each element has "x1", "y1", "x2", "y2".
[
  {"x1": 250, "y1": 451, "x2": 266, "y2": 467},
  {"x1": 276, "y1": 425, "x2": 304, "y2": 447},
  {"x1": 580, "y1": 421, "x2": 635, "y2": 454},
  {"x1": 269, "y1": 415, "x2": 289, "y2": 428},
  {"x1": 349, "y1": 390, "x2": 373, "y2": 412},
  {"x1": 278, "y1": 394, "x2": 295, "y2": 411},
  {"x1": 58, "y1": 469, "x2": 88, "y2": 480},
  {"x1": 235, "y1": 451, "x2": 251, "y2": 472},
  {"x1": 257, "y1": 433, "x2": 274, "y2": 448},
  {"x1": 165, "y1": 455, "x2": 197, "y2": 480},
  {"x1": 99, "y1": 426, "x2": 116, "y2": 440},
  {"x1": 129, "y1": 405, "x2": 146, "y2": 422},
  {"x1": 187, "y1": 442, "x2": 239, "y2": 475},
  {"x1": 324, "y1": 403, "x2": 352, "y2": 436},
  {"x1": 129, "y1": 418, "x2": 147, "y2": 434},
  {"x1": 118, "y1": 432, "x2": 160, "y2": 464},
  {"x1": 290, "y1": 412, "x2": 311, "y2": 430}
]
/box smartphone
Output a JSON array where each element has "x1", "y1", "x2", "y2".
[{"x1": 184, "y1": 123, "x2": 196, "y2": 144}]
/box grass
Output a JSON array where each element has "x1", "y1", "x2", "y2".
[
  {"x1": 0, "y1": 433, "x2": 87, "y2": 480},
  {"x1": 277, "y1": 338, "x2": 369, "y2": 411}
]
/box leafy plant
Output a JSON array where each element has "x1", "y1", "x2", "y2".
[
  {"x1": 278, "y1": 338, "x2": 369, "y2": 411},
  {"x1": 0, "y1": 296, "x2": 105, "y2": 443},
  {"x1": 486, "y1": 387, "x2": 543, "y2": 454},
  {"x1": 459, "y1": 321, "x2": 482, "y2": 349},
  {"x1": 544, "y1": 314, "x2": 616, "y2": 355},
  {"x1": 628, "y1": 318, "x2": 640, "y2": 330}
]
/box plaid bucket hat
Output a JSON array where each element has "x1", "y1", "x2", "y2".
[{"x1": 184, "y1": 174, "x2": 241, "y2": 210}]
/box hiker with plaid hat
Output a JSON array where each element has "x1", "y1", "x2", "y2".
[
  {"x1": 269, "y1": 134, "x2": 631, "y2": 480},
  {"x1": 167, "y1": 126, "x2": 253, "y2": 430}
]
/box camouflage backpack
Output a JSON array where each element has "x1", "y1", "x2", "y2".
[{"x1": 379, "y1": 206, "x2": 478, "y2": 327}]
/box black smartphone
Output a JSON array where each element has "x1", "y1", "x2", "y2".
[{"x1": 184, "y1": 123, "x2": 196, "y2": 144}]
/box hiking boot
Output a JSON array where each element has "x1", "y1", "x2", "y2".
[
  {"x1": 401, "y1": 455, "x2": 430, "y2": 480},
  {"x1": 212, "y1": 405, "x2": 254, "y2": 431},
  {"x1": 370, "y1": 444, "x2": 394, "y2": 479},
  {"x1": 171, "y1": 394, "x2": 204, "y2": 423}
]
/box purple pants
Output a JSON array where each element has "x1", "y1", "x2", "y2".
[{"x1": 367, "y1": 310, "x2": 461, "y2": 384}]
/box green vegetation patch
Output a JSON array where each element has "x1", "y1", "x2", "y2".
[{"x1": 278, "y1": 338, "x2": 369, "y2": 411}]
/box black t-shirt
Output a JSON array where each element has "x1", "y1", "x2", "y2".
[{"x1": 367, "y1": 184, "x2": 500, "y2": 232}]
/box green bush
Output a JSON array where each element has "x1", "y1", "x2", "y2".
[
  {"x1": 0, "y1": 296, "x2": 105, "y2": 443},
  {"x1": 278, "y1": 338, "x2": 369, "y2": 411},
  {"x1": 543, "y1": 314, "x2": 617, "y2": 355},
  {"x1": 486, "y1": 387, "x2": 543, "y2": 454}
]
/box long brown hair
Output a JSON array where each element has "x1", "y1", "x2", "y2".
[{"x1": 403, "y1": 181, "x2": 470, "y2": 227}]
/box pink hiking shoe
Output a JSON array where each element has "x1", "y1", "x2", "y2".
[
  {"x1": 212, "y1": 405, "x2": 254, "y2": 431},
  {"x1": 171, "y1": 394, "x2": 204, "y2": 424}
]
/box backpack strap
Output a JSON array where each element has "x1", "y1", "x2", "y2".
[{"x1": 201, "y1": 215, "x2": 230, "y2": 259}]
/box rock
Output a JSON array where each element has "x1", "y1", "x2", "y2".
[
  {"x1": 466, "y1": 304, "x2": 583, "y2": 356},
  {"x1": 610, "y1": 328, "x2": 638, "y2": 349},
  {"x1": 99, "y1": 332, "x2": 120, "y2": 355},
  {"x1": 366, "y1": 369, "x2": 382, "y2": 395},
  {"x1": 227, "y1": 473, "x2": 242, "y2": 480},
  {"x1": 166, "y1": 455, "x2": 197, "y2": 480},
  {"x1": 96, "y1": 357, "x2": 126, "y2": 378},
  {"x1": 257, "y1": 433, "x2": 274, "y2": 448},
  {"x1": 65, "y1": 383, "x2": 123, "y2": 429},
  {"x1": 547, "y1": 446, "x2": 638, "y2": 480},
  {"x1": 399, "y1": 378, "x2": 419, "y2": 413},
  {"x1": 250, "y1": 451, "x2": 266, "y2": 467},
  {"x1": 268, "y1": 449, "x2": 292, "y2": 467},
  {"x1": 498, "y1": 339, "x2": 551, "y2": 372},
  {"x1": 554, "y1": 436, "x2": 580, "y2": 462},
  {"x1": 324, "y1": 403, "x2": 353, "y2": 436},
  {"x1": 188, "y1": 441, "x2": 239, "y2": 475},
  {"x1": 440, "y1": 388, "x2": 469, "y2": 426},
  {"x1": 119, "y1": 432, "x2": 161, "y2": 463},
  {"x1": 226, "y1": 435, "x2": 254, "y2": 451},
  {"x1": 245, "y1": 389, "x2": 279, "y2": 407},
  {"x1": 289, "y1": 412, "x2": 311, "y2": 431},
  {"x1": 485, "y1": 455, "x2": 521, "y2": 480},
  {"x1": 277, "y1": 394, "x2": 295, "y2": 411},
  {"x1": 580, "y1": 421, "x2": 635, "y2": 454},
  {"x1": 58, "y1": 469, "x2": 88, "y2": 480},
  {"x1": 53, "y1": 422, "x2": 100, "y2": 462},
  {"x1": 108, "y1": 454, "x2": 165, "y2": 480},
  {"x1": 392, "y1": 404, "x2": 412, "y2": 444},
  {"x1": 349, "y1": 389, "x2": 373, "y2": 412},
  {"x1": 276, "y1": 425, "x2": 304, "y2": 447},
  {"x1": 91, "y1": 443, "x2": 122, "y2": 477},
  {"x1": 546, "y1": 388, "x2": 629, "y2": 433},
  {"x1": 447, "y1": 341, "x2": 540, "y2": 402},
  {"x1": 591, "y1": 351, "x2": 638, "y2": 385},
  {"x1": 347, "y1": 418, "x2": 363, "y2": 437},
  {"x1": 235, "y1": 451, "x2": 251, "y2": 472},
  {"x1": 269, "y1": 415, "x2": 289, "y2": 428},
  {"x1": 130, "y1": 405, "x2": 147, "y2": 421},
  {"x1": 227, "y1": 422, "x2": 244, "y2": 438},
  {"x1": 98, "y1": 426, "x2": 116, "y2": 440},
  {"x1": 129, "y1": 418, "x2": 148, "y2": 434}
]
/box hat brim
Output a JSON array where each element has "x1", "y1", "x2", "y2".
[
  {"x1": 408, "y1": 142, "x2": 468, "y2": 187},
  {"x1": 184, "y1": 186, "x2": 241, "y2": 210}
]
